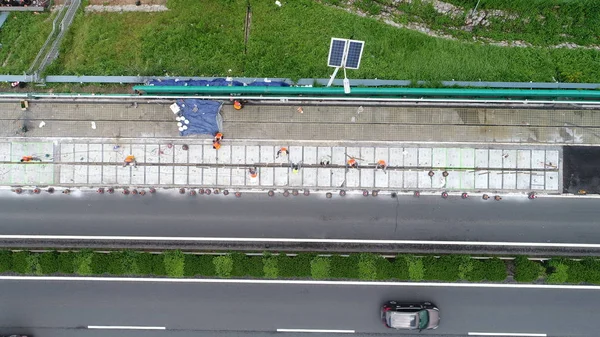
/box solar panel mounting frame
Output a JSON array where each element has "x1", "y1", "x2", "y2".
[
  {"x1": 344, "y1": 40, "x2": 365, "y2": 70},
  {"x1": 327, "y1": 38, "x2": 348, "y2": 68}
]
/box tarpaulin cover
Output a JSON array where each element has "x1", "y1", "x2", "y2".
[
  {"x1": 177, "y1": 99, "x2": 222, "y2": 136},
  {"x1": 247, "y1": 81, "x2": 290, "y2": 87},
  {"x1": 149, "y1": 78, "x2": 244, "y2": 86}
]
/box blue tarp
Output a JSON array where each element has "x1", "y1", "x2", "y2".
[
  {"x1": 247, "y1": 81, "x2": 290, "y2": 87},
  {"x1": 177, "y1": 99, "x2": 222, "y2": 136},
  {"x1": 148, "y1": 78, "x2": 244, "y2": 86}
]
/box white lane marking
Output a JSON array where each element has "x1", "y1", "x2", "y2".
[
  {"x1": 2, "y1": 275, "x2": 600, "y2": 290},
  {"x1": 87, "y1": 326, "x2": 166, "y2": 330},
  {"x1": 468, "y1": 333, "x2": 546, "y2": 337},
  {"x1": 1, "y1": 234, "x2": 600, "y2": 248},
  {"x1": 277, "y1": 329, "x2": 355, "y2": 333}
]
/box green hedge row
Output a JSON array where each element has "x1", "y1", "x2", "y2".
[
  {"x1": 0, "y1": 250, "x2": 508, "y2": 282},
  {"x1": 3, "y1": 250, "x2": 597, "y2": 284}
]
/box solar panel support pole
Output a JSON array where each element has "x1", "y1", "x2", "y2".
[{"x1": 327, "y1": 67, "x2": 340, "y2": 87}]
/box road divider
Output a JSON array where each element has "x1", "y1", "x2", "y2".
[
  {"x1": 468, "y1": 333, "x2": 546, "y2": 337},
  {"x1": 87, "y1": 326, "x2": 166, "y2": 330},
  {"x1": 277, "y1": 329, "x2": 355, "y2": 333}
]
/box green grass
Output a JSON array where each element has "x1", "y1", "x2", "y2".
[
  {"x1": 0, "y1": 12, "x2": 55, "y2": 73},
  {"x1": 3, "y1": 0, "x2": 600, "y2": 83}
]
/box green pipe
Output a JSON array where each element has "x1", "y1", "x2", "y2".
[{"x1": 132, "y1": 85, "x2": 600, "y2": 99}]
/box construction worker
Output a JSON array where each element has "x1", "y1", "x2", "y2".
[
  {"x1": 291, "y1": 162, "x2": 301, "y2": 174},
  {"x1": 214, "y1": 132, "x2": 224, "y2": 142},
  {"x1": 276, "y1": 147, "x2": 288, "y2": 158},
  {"x1": 248, "y1": 167, "x2": 258, "y2": 178},
  {"x1": 20, "y1": 156, "x2": 34, "y2": 162},
  {"x1": 376, "y1": 159, "x2": 387, "y2": 171},
  {"x1": 213, "y1": 141, "x2": 221, "y2": 150},
  {"x1": 123, "y1": 155, "x2": 137, "y2": 167},
  {"x1": 233, "y1": 100, "x2": 243, "y2": 110},
  {"x1": 347, "y1": 157, "x2": 358, "y2": 169}
]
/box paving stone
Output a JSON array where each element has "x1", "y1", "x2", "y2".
[
  {"x1": 317, "y1": 147, "x2": 332, "y2": 165},
  {"x1": 503, "y1": 150, "x2": 517, "y2": 169},
  {"x1": 231, "y1": 146, "x2": 245, "y2": 165},
  {"x1": 73, "y1": 164, "x2": 88, "y2": 184},
  {"x1": 203, "y1": 145, "x2": 217, "y2": 164},
  {"x1": 475, "y1": 171, "x2": 489, "y2": 189},
  {"x1": 131, "y1": 164, "x2": 145, "y2": 185},
  {"x1": 360, "y1": 147, "x2": 374, "y2": 165},
  {"x1": 389, "y1": 148, "x2": 404, "y2": 166},
  {"x1": 461, "y1": 148, "x2": 475, "y2": 168},
  {"x1": 275, "y1": 144, "x2": 290, "y2": 164},
  {"x1": 532, "y1": 150, "x2": 546, "y2": 169},
  {"x1": 132, "y1": 144, "x2": 145, "y2": 163},
  {"x1": 38, "y1": 164, "x2": 54, "y2": 185},
  {"x1": 189, "y1": 167, "x2": 203, "y2": 185},
  {"x1": 460, "y1": 171, "x2": 475, "y2": 190},
  {"x1": 545, "y1": 172, "x2": 559, "y2": 191},
  {"x1": 475, "y1": 149, "x2": 488, "y2": 168},
  {"x1": 174, "y1": 146, "x2": 189, "y2": 164},
  {"x1": 418, "y1": 171, "x2": 433, "y2": 189},
  {"x1": 217, "y1": 168, "x2": 230, "y2": 186},
  {"x1": 246, "y1": 168, "x2": 260, "y2": 186},
  {"x1": 488, "y1": 171, "x2": 503, "y2": 189},
  {"x1": 317, "y1": 168, "x2": 331, "y2": 187},
  {"x1": 503, "y1": 172, "x2": 517, "y2": 189},
  {"x1": 445, "y1": 171, "x2": 462, "y2": 190},
  {"x1": 375, "y1": 170, "x2": 388, "y2": 188},
  {"x1": 432, "y1": 148, "x2": 446, "y2": 167},
  {"x1": 246, "y1": 146, "x2": 260, "y2": 165},
  {"x1": 331, "y1": 168, "x2": 345, "y2": 188},
  {"x1": 289, "y1": 146, "x2": 303, "y2": 164},
  {"x1": 303, "y1": 168, "x2": 317, "y2": 187},
  {"x1": 89, "y1": 166, "x2": 102, "y2": 184},
  {"x1": 203, "y1": 167, "x2": 217, "y2": 186},
  {"x1": 489, "y1": 150, "x2": 503, "y2": 168},
  {"x1": 517, "y1": 150, "x2": 531, "y2": 169},
  {"x1": 146, "y1": 145, "x2": 159, "y2": 164},
  {"x1": 516, "y1": 172, "x2": 530, "y2": 190},
  {"x1": 404, "y1": 171, "x2": 418, "y2": 188},
  {"x1": 61, "y1": 144, "x2": 74, "y2": 162},
  {"x1": 260, "y1": 146, "x2": 274, "y2": 164},
  {"x1": 531, "y1": 172, "x2": 545, "y2": 189},
  {"x1": 404, "y1": 148, "x2": 418, "y2": 166},
  {"x1": 303, "y1": 146, "x2": 317, "y2": 165},
  {"x1": 159, "y1": 144, "x2": 174, "y2": 163},
  {"x1": 102, "y1": 166, "x2": 117, "y2": 184},
  {"x1": 260, "y1": 167, "x2": 274, "y2": 186},
  {"x1": 145, "y1": 166, "x2": 159, "y2": 185},
  {"x1": 546, "y1": 150, "x2": 559, "y2": 169},
  {"x1": 188, "y1": 145, "x2": 203, "y2": 164},
  {"x1": 389, "y1": 170, "x2": 403, "y2": 188},
  {"x1": 289, "y1": 168, "x2": 303, "y2": 187},
  {"x1": 360, "y1": 169, "x2": 374, "y2": 188},
  {"x1": 117, "y1": 166, "x2": 132, "y2": 185},
  {"x1": 418, "y1": 148, "x2": 432, "y2": 167},
  {"x1": 0, "y1": 143, "x2": 10, "y2": 162},
  {"x1": 346, "y1": 169, "x2": 360, "y2": 188},
  {"x1": 174, "y1": 167, "x2": 188, "y2": 185},
  {"x1": 332, "y1": 147, "x2": 346, "y2": 165},
  {"x1": 274, "y1": 167, "x2": 288, "y2": 186},
  {"x1": 431, "y1": 172, "x2": 446, "y2": 189},
  {"x1": 231, "y1": 168, "x2": 245, "y2": 186},
  {"x1": 217, "y1": 145, "x2": 231, "y2": 164},
  {"x1": 447, "y1": 148, "x2": 462, "y2": 168}
]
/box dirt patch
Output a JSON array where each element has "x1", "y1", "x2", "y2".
[{"x1": 88, "y1": 0, "x2": 166, "y2": 5}]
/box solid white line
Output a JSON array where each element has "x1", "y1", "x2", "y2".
[
  {"x1": 1, "y1": 275, "x2": 600, "y2": 290},
  {"x1": 468, "y1": 333, "x2": 546, "y2": 337},
  {"x1": 87, "y1": 326, "x2": 166, "y2": 330},
  {"x1": 1, "y1": 234, "x2": 600, "y2": 248},
  {"x1": 277, "y1": 329, "x2": 355, "y2": 333}
]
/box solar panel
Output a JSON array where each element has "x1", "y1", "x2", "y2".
[
  {"x1": 345, "y1": 40, "x2": 364, "y2": 69},
  {"x1": 328, "y1": 38, "x2": 347, "y2": 67}
]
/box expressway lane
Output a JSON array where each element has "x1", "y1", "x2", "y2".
[
  {"x1": 0, "y1": 278, "x2": 596, "y2": 336},
  {"x1": 0, "y1": 191, "x2": 598, "y2": 244}
]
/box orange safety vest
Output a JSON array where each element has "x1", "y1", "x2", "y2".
[
  {"x1": 215, "y1": 132, "x2": 223, "y2": 141},
  {"x1": 347, "y1": 158, "x2": 356, "y2": 166},
  {"x1": 377, "y1": 160, "x2": 386, "y2": 166},
  {"x1": 124, "y1": 155, "x2": 135, "y2": 163},
  {"x1": 213, "y1": 142, "x2": 221, "y2": 150},
  {"x1": 21, "y1": 156, "x2": 33, "y2": 162},
  {"x1": 279, "y1": 147, "x2": 288, "y2": 154},
  {"x1": 233, "y1": 101, "x2": 242, "y2": 110}
]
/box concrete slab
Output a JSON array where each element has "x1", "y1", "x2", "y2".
[
  {"x1": 431, "y1": 172, "x2": 446, "y2": 189},
  {"x1": 461, "y1": 148, "x2": 475, "y2": 168},
  {"x1": 246, "y1": 146, "x2": 260, "y2": 165},
  {"x1": 88, "y1": 166, "x2": 102, "y2": 184},
  {"x1": 145, "y1": 145, "x2": 159, "y2": 164},
  {"x1": 389, "y1": 148, "x2": 404, "y2": 167},
  {"x1": 304, "y1": 146, "x2": 317, "y2": 165},
  {"x1": 231, "y1": 168, "x2": 245, "y2": 186},
  {"x1": 117, "y1": 166, "x2": 132, "y2": 185},
  {"x1": 317, "y1": 147, "x2": 332, "y2": 166},
  {"x1": 289, "y1": 168, "x2": 303, "y2": 187},
  {"x1": 331, "y1": 168, "x2": 345, "y2": 188},
  {"x1": 360, "y1": 169, "x2": 374, "y2": 188},
  {"x1": 317, "y1": 168, "x2": 331, "y2": 187},
  {"x1": 73, "y1": 164, "x2": 88, "y2": 184},
  {"x1": 447, "y1": 148, "x2": 462, "y2": 168},
  {"x1": 217, "y1": 145, "x2": 231, "y2": 164},
  {"x1": 546, "y1": 150, "x2": 559, "y2": 169},
  {"x1": 260, "y1": 146, "x2": 274, "y2": 164},
  {"x1": 89, "y1": 144, "x2": 102, "y2": 163},
  {"x1": 25, "y1": 165, "x2": 40, "y2": 185},
  {"x1": 274, "y1": 167, "x2": 288, "y2": 186},
  {"x1": 159, "y1": 144, "x2": 174, "y2": 163},
  {"x1": 289, "y1": 146, "x2": 303, "y2": 164},
  {"x1": 418, "y1": 148, "x2": 432, "y2": 167},
  {"x1": 102, "y1": 166, "x2": 117, "y2": 184},
  {"x1": 475, "y1": 171, "x2": 489, "y2": 189},
  {"x1": 174, "y1": 166, "x2": 188, "y2": 185},
  {"x1": 460, "y1": 171, "x2": 475, "y2": 190},
  {"x1": 405, "y1": 148, "x2": 418, "y2": 167},
  {"x1": 418, "y1": 171, "x2": 432, "y2": 189},
  {"x1": 346, "y1": 169, "x2": 360, "y2": 188},
  {"x1": 217, "y1": 168, "x2": 231, "y2": 186},
  {"x1": 475, "y1": 149, "x2": 488, "y2": 169},
  {"x1": 404, "y1": 171, "x2": 418, "y2": 188},
  {"x1": 260, "y1": 167, "x2": 274, "y2": 186},
  {"x1": 375, "y1": 170, "x2": 388, "y2": 188},
  {"x1": 517, "y1": 150, "x2": 531, "y2": 169},
  {"x1": 188, "y1": 145, "x2": 203, "y2": 164},
  {"x1": 503, "y1": 172, "x2": 517, "y2": 189},
  {"x1": 502, "y1": 150, "x2": 517, "y2": 169},
  {"x1": 38, "y1": 164, "x2": 54, "y2": 185},
  {"x1": 303, "y1": 168, "x2": 317, "y2": 187},
  {"x1": 332, "y1": 147, "x2": 346, "y2": 165},
  {"x1": 531, "y1": 172, "x2": 545, "y2": 189},
  {"x1": 174, "y1": 146, "x2": 189, "y2": 164},
  {"x1": 11, "y1": 165, "x2": 25, "y2": 184},
  {"x1": 346, "y1": 147, "x2": 360, "y2": 162},
  {"x1": 61, "y1": 144, "x2": 74, "y2": 162},
  {"x1": 432, "y1": 148, "x2": 446, "y2": 167},
  {"x1": 516, "y1": 172, "x2": 530, "y2": 190},
  {"x1": 488, "y1": 171, "x2": 503, "y2": 190},
  {"x1": 546, "y1": 172, "x2": 559, "y2": 191},
  {"x1": 159, "y1": 166, "x2": 173, "y2": 185},
  {"x1": 132, "y1": 144, "x2": 145, "y2": 163},
  {"x1": 375, "y1": 147, "x2": 388, "y2": 165},
  {"x1": 446, "y1": 171, "x2": 462, "y2": 190},
  {"x1": 0, "y1": 143, "x2": 10, "y2": 162},
  {"x1": 203, "y1": 145, "x2": 217, "y2": 164},
  {"x1": 232, "y1": 146, "x2": 245, "y2": 165},
  {"x1": 189, "y1": 167, "x2": 202, "y2": 185},
  {"x1": 360, "y1": 147, "x2": 375, "y2": 166},
  {"x1": 489, "y1": 150, "x2": 503, "y2": 168},
  {"x1": 203, "y1": 167, "x2": 217, "y2": 186},
  {"x1": 531, "y1": 150, "x2": 546, "y2": 169},
  {"x1": 60, "y1": 163, "x2": 74, "y2": 184},
  {"x1": 389, "y1": 171, "x2": 403, "y2": 188},
  {"x1": 145, "y1": 166, "x2": 159, "y2": 185},
  {"x1": 0, "y1": 165, "x2": 11, "y2": 184},
  {"x1": 75, "y1": 144, "x2": 88, "y2": 162}
]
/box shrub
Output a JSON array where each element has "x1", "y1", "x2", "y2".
[
  {"x1": 262, "y1": 253, "x2": 278, "y2": 278},
  {"x1": 374, "y1": 255, "x2": 391, "y2": 280},
  {"x1": 214, "y1": 255, "x2": 234, "y2": 278},
  {"x1": 357, "y1": 253, "x2": 378, "y2": 280},
  {"x1": 39, "y1": 251, "x2": 59, "y2": 274},
  {"x1": 231, "y1": 253, "x2": 263, "y2": 277},
  {"x1": 390, "y1": 255, "x2": 410, "y2": 280},
  {"x1": 279, "y1": 253, "x2": 313, "y2": 278},
  {"x1": 107, "y1": 251, "x2": 126, "y2": 275},
  {"x1": 0, "y1": 250, "x2": 12, "y2": 272},
  {"x1": 457, "y1": 255, "x2": 473, "y2": 280},
  {"x1": 136, "y1": 253, "x2": 156, "y2": 275},
  {"x1": 330, "y1": 254, "x2": 359, "y2": 279},
  {"x1": 12, "y1": 251, "x2": 32, "y2": 274},
  {"x1": 58, "y1": 251, "x2": 75, "y2": 274},
  {"x1": 405, "y1": 255, "x2": 424, "y2": 281},
  {"x1": 546, "y1": 258, "x2": 569, "y2": 284},
  {"x1": 120, "y1": 250, "x2": 140, "y2": 275},
  {"x1": 74, "y1": 250, "x2": 94, "y2": 275},
  {"x1": 91, "y1": 253, "x2": 110, "y2": 275},
  {"x1": 163, "y1": 250, "x2": 185, "y2": 278},
  {"x1": 513, "y1": 256, "x2": 543, "y2": 282},
  {"x1": 27, "y1": 253, "x2": 42, "y2": 275},
  {"x1": 578, "y1": 258, "x2": 600, "y2": 284},
  {"x1": 310, "y1": 256, "x2": 330, "y2": 279},
  {"x1": 184, "y1": 254, "x2": 202, "y2": 277},
  {"x1": 477, "y1": 258, "x2": 507, "y2": 282},
  {"x1": 423, "y1": 255, "x2": 461, "y2": 281}
]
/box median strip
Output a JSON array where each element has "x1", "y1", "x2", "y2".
[
  {"x1": 277, "y1": 329, "x2": 355, "y2": 333},
  {"x1": 87, "y1": 326, "x2": 166, "y2": 330}
]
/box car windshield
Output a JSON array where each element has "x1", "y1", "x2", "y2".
[{"x1": 417, "y1": 310, "x2": 429, "y2": 330}]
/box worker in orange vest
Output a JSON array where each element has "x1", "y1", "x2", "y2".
[
  {"x1": 276, "y1": 147, "x2": 288, "y2": 158},
  {"x1": 20, "y1": 156, "x2": 34, "y2": 162},
  {"x1": 376, "y1": 159, "x2": 387, "y2": 171},
  {"x1": 214, "y1": 132, "x2": 223, "y2": 142},
  {"x1": 248, "y1": 167, "x2": 258, "y2": 178},
  {"x1": 213, "y1": 141, "x2": 221, "y2": 150},
  {"x1": 123, "y1": 155, "x2": 137, "y2": 167},
  {"x1": 233, "y1": 100, "x2": 243, "y2": 110},
  {"x1": 347, "y1": 157, "x2": 358, "y2": 169}
]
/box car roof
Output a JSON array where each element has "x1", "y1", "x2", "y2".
[{"x1": 389, "y1": 311, "x2": 417, "y2": 328}]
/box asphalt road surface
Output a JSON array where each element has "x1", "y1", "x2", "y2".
[
  {"x1": 0, "y1": 190, "x2": 598, "y2": 244},
  {"x1": 0, "y1": 279, "x2": 596, "y2": 337}
]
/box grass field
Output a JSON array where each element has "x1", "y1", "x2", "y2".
[
  {"x1": 0, "y1": 12, "x2": 54, "y2": 74},
  {"x1": 2, "y1": 0, "x2": 600, "y2": 82}
]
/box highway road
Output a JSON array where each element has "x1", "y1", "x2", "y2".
[
  {"x1": 0, "y1": 278, "x2": 596, "y2": 337},
  {"x1": 0, "y1": 190, "x2": 598, "y2": 244}
]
